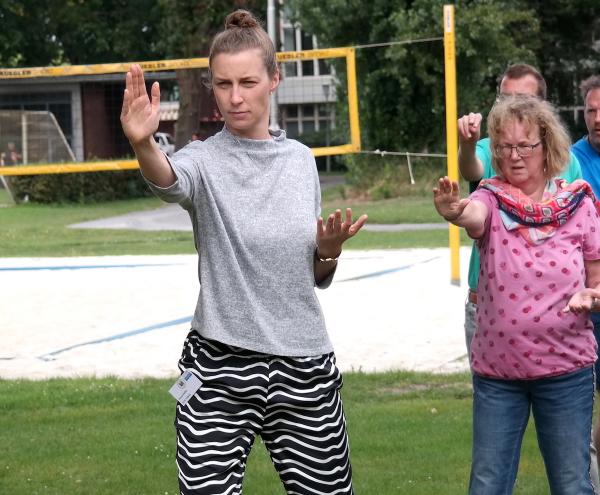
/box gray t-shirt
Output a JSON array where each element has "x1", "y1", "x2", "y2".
[{"x1": 144, "y1": 127, "x2": 334, "y2": 356}]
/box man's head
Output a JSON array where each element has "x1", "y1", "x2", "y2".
[
  {"x1": 580, "y1": 75, "x2": 600, "y2": 152},
  {"x1": 497, "y1": 63, "x2": 547, "y2": 100}
]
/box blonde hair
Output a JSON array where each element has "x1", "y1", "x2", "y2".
[
  {"x1": 209, "y1": 10, "x2": 277, "y2": 78},
  {"x1": 488, "y1": 95, "x2": 571, "y2": 180}
]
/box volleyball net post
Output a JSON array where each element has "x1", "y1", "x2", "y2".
[{"x1": 443, "y1": 4, "x2": 461, "y2": 286}]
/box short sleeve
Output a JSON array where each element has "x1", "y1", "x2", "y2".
[
  {"x1": 560, "y1": 152, "x2": 582, "y2": 182},
  {"x1": 141, "y1": 144, "x2": 202, "y2": 207},
  {"x1": 468, "y1": 188, "x2": 495, "y2": 244},
  {"x1": 581, "y1": 197, "x2": 600, "y2": 261},
  {"x1": 476, "y1": 138, "x2": 495, "y2": 179}
]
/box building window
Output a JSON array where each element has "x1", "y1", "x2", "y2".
[
  {"x1": 280, "y1": 24, "x2": 332, "y2": 78},
  {"x1": 281, "y1": 103, "x2": 334, "y2": 140}
]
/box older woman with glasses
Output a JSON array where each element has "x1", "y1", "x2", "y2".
[{"x1": 434, "y1": 95, "x2": 600, "y2": 494}]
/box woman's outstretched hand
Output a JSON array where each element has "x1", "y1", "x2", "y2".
[
  {"x1": 316, "y1": 208, "x2": 368, "y2": 259},
  {"x1": 120, "y1": 64, "x2": 161, "y2": 145},
  {"x1": 562, "y1": 288, "x2": 600, "y2": 314},
  {"x1": 433, "y1": 176, "x2": 470, "y2": 222}
]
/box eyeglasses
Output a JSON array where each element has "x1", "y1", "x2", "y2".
[{"x1": 495, "y1": 141, "x2": 542, "y2": 158}]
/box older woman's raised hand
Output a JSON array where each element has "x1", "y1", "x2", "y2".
[
  {"x1": 433, "y1": 176, "x2": 471, "y2": 222},
  {"x1": 562, "y1": 288, "x2": 600, "y2": 315},
  {"x1": 120, "y1": 64, "x2": 161, "y2": 145}
]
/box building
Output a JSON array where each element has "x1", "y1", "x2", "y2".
[{"x1": 0, "y1": 5, "x2": 337, "y2": 167}]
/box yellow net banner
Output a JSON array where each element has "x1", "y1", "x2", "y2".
[
  {"x1": 0, "y1": 48, "x2": 352, "y2": 79},
  {"x1": 0, "y1": 47, "x2": 360, "y2": 176}
]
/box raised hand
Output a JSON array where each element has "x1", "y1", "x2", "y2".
[
  {"x1": 457, "y1": 112, "x2": 482, "y2": 145},
  {"x1": 120, "y1": 64, "x2": 161, "y2": 145},
  {"x1": 433, "y1": 176, "x2": 470, "y2": 222},
  {"x1": 316, "y1": 208, "x2": 368, "y2": 259}
]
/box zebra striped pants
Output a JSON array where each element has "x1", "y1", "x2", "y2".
[{"x1": 175, "y1": 331, "x2": 354, "y2": 495}]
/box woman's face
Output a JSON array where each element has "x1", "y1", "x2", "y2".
[
  {"x1": 497, "y1": 120, "x2": 546, "y2": 189},
  {"x1": 211, "y1": 48, "x2": 279, "y2": 140}
]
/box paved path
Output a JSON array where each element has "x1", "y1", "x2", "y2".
[{"x1": 69, "y1": 202, "x2": 448, "y2": 232}]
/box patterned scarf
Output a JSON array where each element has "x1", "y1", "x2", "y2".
[{"x1": 478, "y1": 177, "x2": 600, "y2": 246}]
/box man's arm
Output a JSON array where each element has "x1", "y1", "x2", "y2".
[{"x1": 458, "y1": 113, "x2": 484, "y2": 182}]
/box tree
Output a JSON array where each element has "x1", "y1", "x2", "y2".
[
  {"x1": 0, "y1": 1, "x2": 269, "y2": 150},
  {"x1": 288, "y1": 0, "x2": 539, "y2": 153},
  {"x1": 526, "y1": 0, "x2": 600, "y2": 136},
  {"x1": 156, "y1": 0, "x2": 266, "y2": 149},
  {"x1": 0, "y1": 0, "x2": 166, "y2": 67}
]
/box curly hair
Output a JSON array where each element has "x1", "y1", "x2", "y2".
[
  {"x1": 209, "y1": 10, "x2": 278, "y2": 79},
  {"x1": 488, "y1": 95, "x2": 571, "y2": 180}
]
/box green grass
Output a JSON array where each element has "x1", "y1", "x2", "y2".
[
  {"x1": 343, "y1": 228, "x2": 471, "y2": 249},
  {"x1": 322, "y1": 190, "x2": 444, "y2": 224},
  {"x1": 0, "y1": 197, "x2": 195, "y2": 257},
  {"x1": 0, "y1": 195, "x2": 466, "y2": 257},
  {"x1": 0, "y1": 372, "x2": 552, "y2": 494},
  {"x1": 0, "y1": 186, "x2": 13, "y2": 205}
]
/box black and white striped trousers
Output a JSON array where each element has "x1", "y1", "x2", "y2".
[{"x1": 175, "y1": 330, "x2": 354, "y2": 495}]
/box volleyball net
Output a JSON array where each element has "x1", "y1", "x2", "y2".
[{"x1": 0, "y1": 47, "x2": 360, "y2": 177}]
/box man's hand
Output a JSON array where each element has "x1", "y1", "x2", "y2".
[{"x1": 457, "y1": 112, "x2": 482, "y2": 145}]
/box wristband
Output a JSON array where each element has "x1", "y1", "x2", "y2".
[{"x1": 316, "y1": 249, "x2": 340, "y2": 262}]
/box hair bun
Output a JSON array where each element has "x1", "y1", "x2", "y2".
[{"x1": 225, "y1": 9, "x2": 259, "y2": 29}]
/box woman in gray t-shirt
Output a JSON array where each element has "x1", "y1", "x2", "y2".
[{"x1": 121, "y1": 9, "x2": 366, "y2": 495}]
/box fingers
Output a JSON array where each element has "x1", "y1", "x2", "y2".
[
  {"x1": 121, "y1": 70, "x2": 134, "y2": 118},
  {"x1": 457, "y1": 113, "x2": 482, "y2": 140},
  {"x1": 562, "y1": 292, "x2": 593, "y2": 314},
  {"x1": 348, "y1": 213, "x2": 368, "y2": 235},
  {"x1": 125, "y1": 69, "x2": 133, "y2": 96},
  {"x1": 457, "y1": 115, "x2": 470, "y2": 139},
  {"x1": 562, "y1": 303, "x2": 584, "y2": 315},
  {"x1": 121, "y1": 88, "x2": 130, "y2": 119},
  {"x1": 131, "y1": 64, "x2": 140, "y2": 99},
  {"x1": 451, "y1": 180, "x2": 460, "y2": 195},
  {"x1": 334, "y1": 209, "x2": 342, "y2": 228},
  {"x1": 130, "y1": 64, "x2": 149, "y2": 100},
  {"x1": 151, "y1": 81, "x2": 161, "y2": 112},
  {"x1": 435, "y1": 176, "x2": 457, "y2": 195},
  {"x1": 345, "y1": 207, "x2": 352, "y2": 225},
  {"x1": 327, "y1": 211, "x2": 337, "y2": 232}
]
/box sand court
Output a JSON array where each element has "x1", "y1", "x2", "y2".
[{"x1": 0, "y1": 248, "x2": 471, "y2": 380}]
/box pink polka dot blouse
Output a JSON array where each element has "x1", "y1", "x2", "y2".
[{"x1": 469, "y1": 189, "x2": 600, "y2": 380}]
